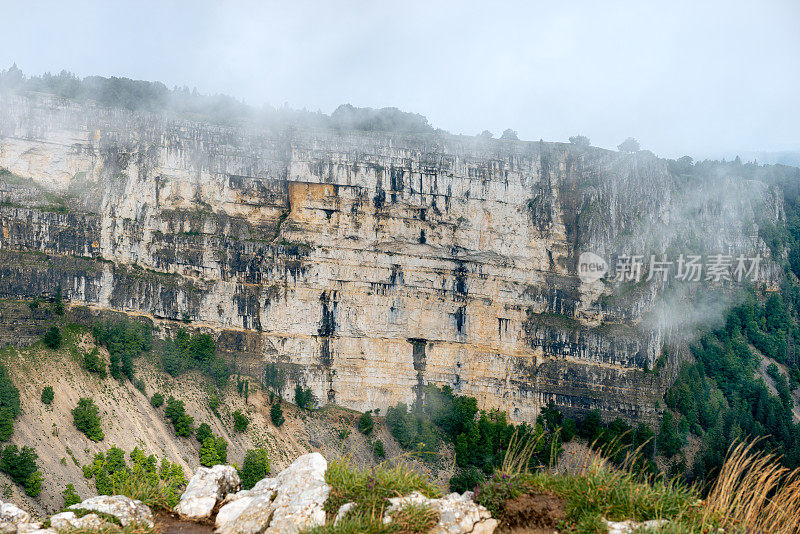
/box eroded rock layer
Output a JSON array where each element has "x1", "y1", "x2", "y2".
[{"x1": 0, "y1": 93, "x2": 775, "y2": 422}]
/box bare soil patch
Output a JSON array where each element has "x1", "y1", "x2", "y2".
[{"x1": 497, "y1": 491, "x2": 566, "y2": 534}]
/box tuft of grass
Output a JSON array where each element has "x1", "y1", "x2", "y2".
[
  {"x1": 389, "y1": 502, "x2": 439, "y2": 534},
  {"x1": 530, "y1": 460, "x2": 699, "y2": 530},
  {"x1": 701, "y1": 440, "x2": 800, "y2": 534},
  {"x1": 59, "y1": 523, "x2": 157, "y2": 534},
  {"x1": 311, "y1": 456, "x2": 442, "y2": 534},
  {"x1": 476, "y1": 432, "x2": 702, "y2": 533}
]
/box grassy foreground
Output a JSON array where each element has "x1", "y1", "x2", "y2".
[
  {"x1": 476, "y1": 437, "x2": 800, "y2": 533},
  {"x1": 309, "y1": 436, "x2": 800, "y2": 534}
]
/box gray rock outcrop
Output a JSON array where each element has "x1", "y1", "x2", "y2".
[
  {"x1": 604, "y1": 518, "x2": 669, "y2": 533},
  {"x1": 49, "y1": 512, "x2": 108, "y2": 531},
  {"x1": 69, "y1": 495, "x2": 154, "y2": 527},
  {"x1": 215, "y1": 452, "x2": 329, "y2": 534},
  {"x1": 0, "y1": 501, "x2": 30, "y2": 534},
  {"x1": 382, "y1": 491, "x2": 497, "y2": 534},
  {"x1": 175, "y1": 464, "x2": 241, "y2": 520}
]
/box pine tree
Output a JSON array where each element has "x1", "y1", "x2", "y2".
[
  {"x1": 199, "y1": 438, "x2": 220, "y2": 467},
  {"x1": 270, "y1": 403, "x2": 285, "y2": 427}
]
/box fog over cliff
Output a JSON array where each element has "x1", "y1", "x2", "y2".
[{"x1": 1, "y1": 0, "x2": 798, "y2": 159}]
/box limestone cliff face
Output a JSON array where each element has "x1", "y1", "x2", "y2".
[{"x1": 0, "y1": 92, "x2": 778, "y2": 423}]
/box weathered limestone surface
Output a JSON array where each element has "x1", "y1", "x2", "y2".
[
  {"x1": 174, "y1": 465, "x2": 241, "y2": 520},
  {"x1": 215, "y1": 452, "x2": 329, "y2": 534},
  {"x1": 48, "y1": 512, "x2": 107, "y2": 532},
  {"x1": 0, "y1": 501, "x2": 30, "y2": 534},
  {"x1": 382, "y1": 491, "x2": 498, "y2": 534},
  {"x1": 69, "y1": 495, "x2": 154, "y2": 527},
  {"x1": 0, "y1": 92, "x2": 779, "y2": 422}
]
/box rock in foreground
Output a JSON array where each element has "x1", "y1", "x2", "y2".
[
  {"x1": 382, "y1": 491, "x2": 497, "y2": 534},
  {"x1": 215, "y1": 452, "x2": 329, "y2": 534},
  {"x1": 0, "y1": 501, "x2": 30, "y2": 534},
  {"x1": 69, "y1": 495, "x2": 154, "y2": 527},
  {"x1": 49, "y1": 512, "x2": 108, "y2": 532},
  {"x1": 175, "y1": 465, "x2": 241, "y2": 520}
]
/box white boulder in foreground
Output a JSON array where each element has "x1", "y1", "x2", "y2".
[
  {"x1": 605, "y1": 518, "x2": 670, "y2": 534},
  {"x1": 382, "y1": 491, "x2": 498, "y2": 534},
  {"x1": 175, "y1": 464, "x2": 241, "y2": 520},
  {"x1": 69, "y1": 495, "x2": 154, "y2": 527},
  {"x1": 16, "y1": 523, "x2": 54, "y2": 534},
  {"x1": 0, "y1": 501, "x2": 30, "y2": 534},
  {"x1": 49, "y1": 512, "x2": 107, "y2": 531},
  {"x1": 215, "y1": 452, "x2": 329, "y2": 534}
]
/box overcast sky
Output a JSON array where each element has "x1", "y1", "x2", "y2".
[{"x1": 1, "y1": 0, "x2": 798, "y2": 159}]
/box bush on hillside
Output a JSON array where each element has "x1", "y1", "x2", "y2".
[
  {"x1": 233, "y1": 410, "x2": 249, "y2": 432},
  {"x1": 150, "y1": 392, "x2": 164, "y2": 408},
  {"x1": 239, "y1": 449, "x2": 270, "y2": 490},
  {"x1": 41, "y1": 386, "x2": 54, "y2": 405},
  {"x1": 83, "y1": 348, "x2": 107, "y2": 377},
  {"x1": 86, "y1": 446, "x2": 186, "y2": 509},
  {"x1": 373, "y1": 439, "x2": 385, "y2": 460},
  {"x1": 196, "y1": 422, "x2": 212, "y2": 444},
  {"x1": 358, "y1": 411, "x2": 374, "y2": 435},
  {"x1": 62, "y1": 483, "x2": 81, "y2": 508},
  {"x1": 72, "y1": 397, "x2": 104, "y2": 442},
  {"x1": 199, "y1": 436, "x2": 228, "y2": 467},
  {"x1": 0, "y1": 444, "x2": 43, "y2": 496},
  {"x1": 164, "y1": 397, "x2": 194, "y2": 437},
  {"x1": 270, "y1": 402, "x2": 285, "y2": 427},
  {"x1": 42, "y1": 326, "x2": 62, "y2": 349}
]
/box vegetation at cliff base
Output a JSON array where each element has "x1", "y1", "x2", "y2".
[
  {"x1": 92, "y1": 319, "x2": 151, "y2": 381},
  {"x1": 42, "y1": 325, "x2": 62, "y2": 349},
  {"x1": 385, "y1": 385, "x2": 564, "y2": 489},
  {"x1": 159, "y1": 328, "x2": 230, "y2": 387},
  {"x1": 294, "y1": 384, "x2": 316, "y2": 410}
]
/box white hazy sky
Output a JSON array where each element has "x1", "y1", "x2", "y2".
[{"x1": 1, "y1": 0, "x2": 798, "y2": 159}]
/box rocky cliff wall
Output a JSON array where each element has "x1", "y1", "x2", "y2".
[{"x1": 0, "y1": 92, "x2": 777, "y2": 423}]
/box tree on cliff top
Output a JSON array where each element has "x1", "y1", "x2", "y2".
[
  {"x1": 569, "y1": 135, "x2": 591, "y2": 147},
  {"x1": 330, "y1": 104, "x2": 433, "y2": 135},
  {"x1": 500, "y1": 128, "x2": 519, "y2": 140},
  {"x1": 618, "y1": 137, "x2": 641, "y2": 153}
]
